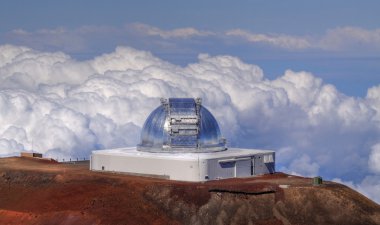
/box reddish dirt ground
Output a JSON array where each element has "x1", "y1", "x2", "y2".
[{"x1": 0, "y1": 157, "x2": 379, "y2": 225}]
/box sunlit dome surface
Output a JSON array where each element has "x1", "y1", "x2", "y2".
[{"x1": 137, "y1": 98, "x2": 227, "y2": 153}]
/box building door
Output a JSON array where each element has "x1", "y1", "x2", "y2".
[
  {"x1": 235, "y1": 159, "x2": 251, "y2": 177},
  {"x1": 251, "y1": 157, "x2": 255, "y2": 175},
  {"x1": 218, "y1": 161, "x2": 235, "y2": 178}
]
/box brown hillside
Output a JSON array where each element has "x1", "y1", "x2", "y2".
[{"x1": 0, "y1": 157, "x2": 379, "y2": 225}]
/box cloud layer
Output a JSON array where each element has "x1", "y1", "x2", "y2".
[
  {"x1": 4, "y1": 24, "x2": 380, "y2": 56},
  {"x1": 0, "y1": 45, "x2": 379, "y2": 203},
  {"x1": 225, "y1": 29, "x2": 311, "y2": 50},
  {"x1": 226, "y1": 26, "x2": 380, "y2": 51}
]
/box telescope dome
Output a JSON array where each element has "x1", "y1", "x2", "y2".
[{"x1": 137, "y1": 98, "x2": 226, "y2": 153}]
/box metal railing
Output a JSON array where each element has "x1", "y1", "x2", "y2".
[{"x1": 55, "y1": 157, "x2": 89, "y2": 163}]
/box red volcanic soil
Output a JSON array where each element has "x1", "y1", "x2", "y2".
[{"x1": 0, "y1": 157, "x2": 379, "y2": 225}]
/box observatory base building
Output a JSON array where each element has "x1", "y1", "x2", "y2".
[
  {"x1": 91, "y1": 98, "x2": 275, "y2": 182},
  {"x1": 91, "y1": 147, "x2": 275, "y2": 182}
]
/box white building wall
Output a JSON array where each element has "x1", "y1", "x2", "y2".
[
  {"x1": 91, "y1": 153, "x2": 205, "y2": 182},
  {"x1": 207, "y1": 159, "x2": 235, "y2": 180},
  {"x1": 253, "y1": 153, "x2": 275, "y2": 175},
  {"x1": 90, "y1": 148, "x2": 275, "y2": 182},
  {"x1": 205, "y1": 153, "x2": 275, "y2": 180}
]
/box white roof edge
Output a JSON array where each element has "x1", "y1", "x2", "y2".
[
  {"x1": 91, "y1": 147, "x2": 275, "y2": 160},
  {"x1": 92, "y1": 147, "x2": 275, "y2": 152}
]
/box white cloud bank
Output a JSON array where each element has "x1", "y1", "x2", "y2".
[{"x1": 0, "y1": 45, "x2": 380, "y2": 203}]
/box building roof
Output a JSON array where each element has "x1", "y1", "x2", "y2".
[{"x1": 93, "y1": 147, "x2": 275, "y2": 161}]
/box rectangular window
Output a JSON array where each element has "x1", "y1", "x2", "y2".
[
  {"x1": 263, "y1": 154, "x2": 274, "y2": 163},
  {"x1": 220, "y1": 161, "x2": 235, "y2": 168}
]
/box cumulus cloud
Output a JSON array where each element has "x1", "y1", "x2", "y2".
[
  {"x1": 368, "y1": 144, "x2": 380, "y2": 173},
  {"x1": 287, "y1": 154, "x2": 320, "y2": 177},
  {"x1": 333, "y1": 175, "x2": 380, "y2": 204},
  {"x1": 6, "y1": 28, "x2": 88, "y2": 52},
  {"x1": 0, "y1": 44, "x2": 379, "y2": 203}
]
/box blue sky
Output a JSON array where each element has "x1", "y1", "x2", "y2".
[
  {"x1": 1, "y1": 0, "x2": 380, "y2": 96},
  {"x1": 1, "y1": 0, "x2": 379, "y2": 32}
]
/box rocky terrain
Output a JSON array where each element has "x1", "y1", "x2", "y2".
[{"x1": 0, "y1": 157, "x2": 379, "y2": 225}]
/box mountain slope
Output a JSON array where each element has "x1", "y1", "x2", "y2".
[{"x1": 0, "y1": 157, "x2": 379, "y2": 225}]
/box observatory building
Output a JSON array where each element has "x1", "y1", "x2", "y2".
[{"x1": 90, "y1": 98, "x2": 275, "y2": 181}]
